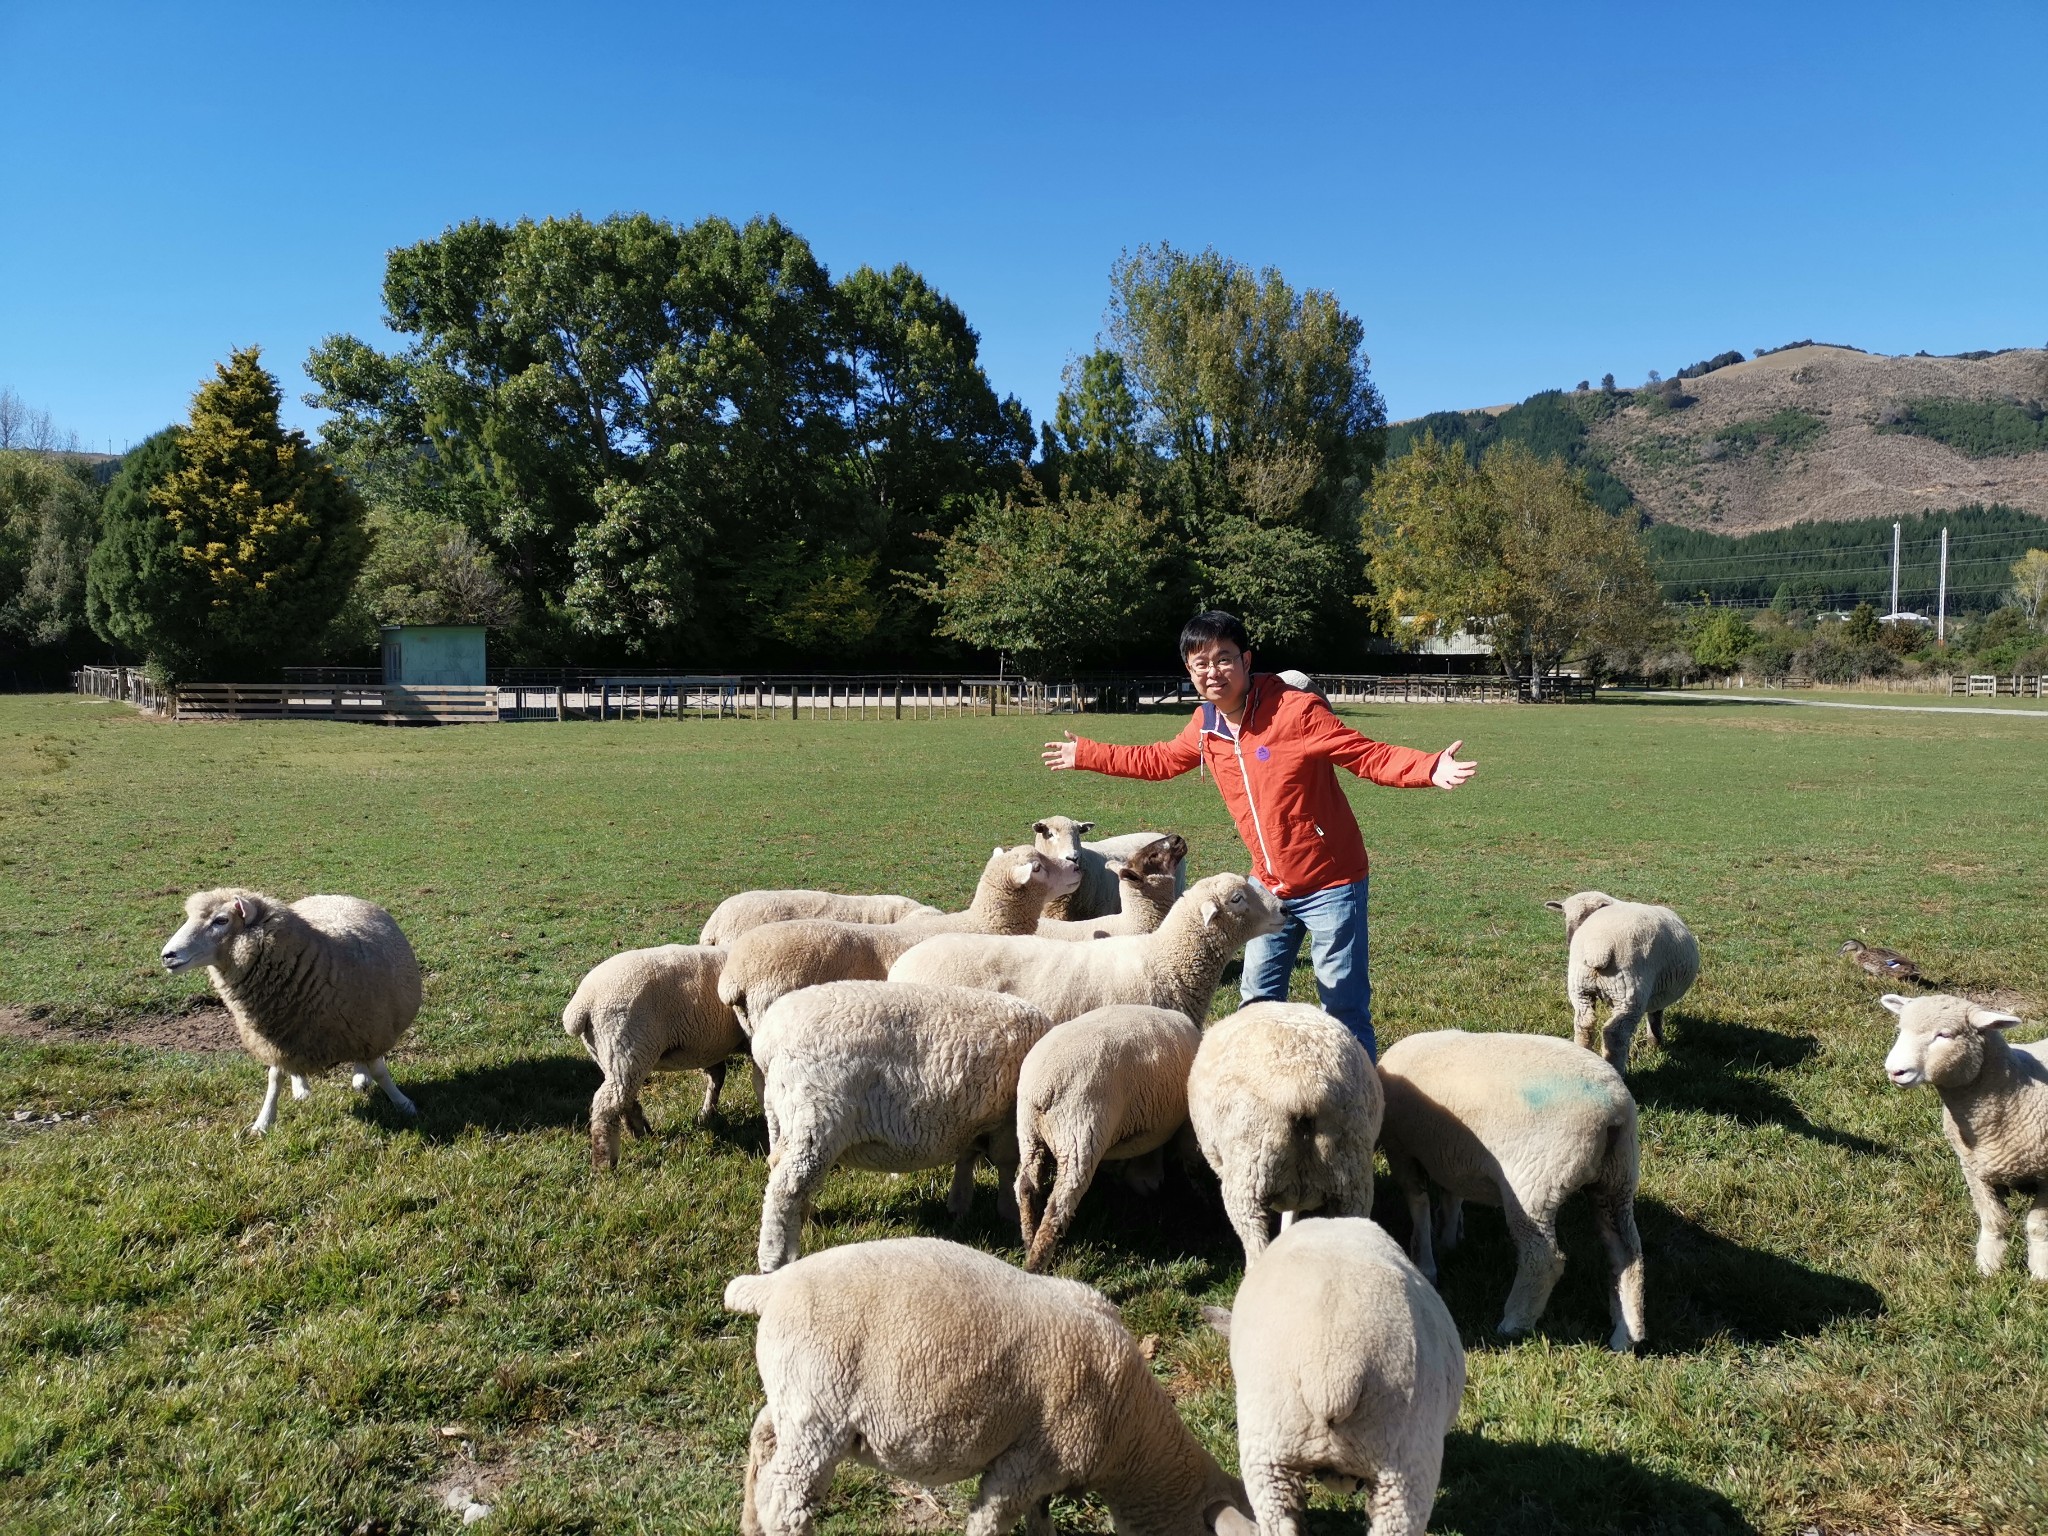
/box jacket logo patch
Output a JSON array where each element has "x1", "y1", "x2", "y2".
[{"x1": 1255, "y1": 745, "x2": 1270, "y2": 761}]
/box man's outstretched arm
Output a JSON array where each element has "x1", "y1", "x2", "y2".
[{"x1": 1041, "y1": 722, "x2": 1203, "y2": 780}]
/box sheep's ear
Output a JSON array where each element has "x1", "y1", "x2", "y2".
[
  {"x1": 1077, "y1": 820, "x2": 1095, "y2": 834},
  {"x1": 1031, "y1": 821, "x2": 1050, "y2": 838},
  {"x1": 232, "y1": 896, "x2": 256, "y2": 924},
  {"x1": 994, "y1": 845, "x2": 1004, "y2": 859},
  {"x1": 1198, "y1": 1303, "x2": 1232, "y2": 1339},
  {"x1": 1878, "y1": 994, "x2": 1911, "y2": 1016},
  {"x1": 1166, "y1": 834, "x2": 1188, "y2": 860},
  {"x1": 1207, "y1": 1503, "x2": 1257, "y2": 1535},
  {"x1": 1543, "y1": 899, "x2": 1564, "y2": 912},
  {"x1": 1200, "y1": 900, "x2": 1220, "y2": 927},
  {"x1": 1013, "y1": 860, "x2": 1037, "y2": 887},
  {"x1": 1968, "y1": 1006, "x2": 2023, "y2": 1032}
]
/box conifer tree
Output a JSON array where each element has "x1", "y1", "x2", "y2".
[{"x1": 87, "y1": 348, "x2": 364, "y2": 679}]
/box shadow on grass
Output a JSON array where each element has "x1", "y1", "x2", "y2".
[
  {"x1": 1424, "y1": 1430, "x2": 1757, "y2": 1535},
  {"x1": 1631, "y1": 1012, "x2": 1887, "y2": 1155}
]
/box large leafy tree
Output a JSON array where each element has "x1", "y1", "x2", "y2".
[
  {"x1": 1362, "y1": 436, "x2": 1661, "y2": 695},
  {"x1": 0, "y1": 450, "x2": 100, "y2": 650},
  {"x1": 87, "y1": 350, "x2": 365, "y2": 679}
]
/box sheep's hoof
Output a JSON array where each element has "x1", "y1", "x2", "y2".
[
  {"x1": 246, "y1": 1120, "x2": 272, "y2": 1137},
  {"x1": 1496, "y1": 1315, "x2": 1535, "y2": 1339},
  {"x1": 1607, "y1": 1325, "x2": 1642, "y2": 1353}
]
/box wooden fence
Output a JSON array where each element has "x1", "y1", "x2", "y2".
[{"x1": 1950, "y1": 674, "x2": 2048, "y2": 698}]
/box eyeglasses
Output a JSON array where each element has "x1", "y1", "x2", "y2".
[{"x1": 1186, "y1": 652, "x2": 1245, "y2": 676}]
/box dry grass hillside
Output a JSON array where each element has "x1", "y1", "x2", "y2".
[{"x1": 1589, "y1": 346, "x2": 2048, "y2": 532}]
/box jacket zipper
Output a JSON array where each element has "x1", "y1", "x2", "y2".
[{"x1": 1226, "y1": 684, "x2": 1277, "y2": 885}]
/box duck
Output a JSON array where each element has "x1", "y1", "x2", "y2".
[{"x1": 1839, "y1": 939, "x2": 1921, "y2": 983}]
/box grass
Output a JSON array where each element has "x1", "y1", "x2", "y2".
[{"x1": 2, "y1": 690, "x2": 2046, "y2": 1535}]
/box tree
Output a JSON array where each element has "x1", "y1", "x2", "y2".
[
  {"x1": 0, "y1": 451, "x2": 99, "y2": 649},
  {"x1": 87, "y1": 350, "x2": 364, "y2": 679},
  {"x1": 914, "y1": 484, "x2": 1165, "y2": 675},
  {"x1": 1687, "y1": 608, "x2": 1757, "y2": 672},
  {"x1": 1361, "y1": 436, "x2": 1662, "y2": 695},
  {"x1": 2010, "y1": 548, "x2": 2048, "y2": 628},
  {"x1": 1047, "y1": 349, "x2": 1148, "y2": 496},
  {"x1": 1843, "y1": 602, "x2": 1881, "y2": 644}
]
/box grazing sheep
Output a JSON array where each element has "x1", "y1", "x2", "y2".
[
  {"x1": 725, "y1": 1237, "x2": 1254, "y2": 1536},
  {"x1": 1035, "y1": 834, "x2": 1190, "y2": 940},
  {"x1": 753, "y1": 981, "x2": 1057, "y2": 1272},
  {"x1": 1378, "y1": 1029, "x2": 1645, "y2": 1351},
  {"x1": 1880, "y1": 992, "x2": 2047, "y2": 1279},
  {"x1": 887, "y1": 871, "x2": 1283, "y2": 1026},
  {"x1": 1201, "y1": 1217, "x2": 1465, "y2": 1536},
  {"x1": 1033, "y1": 815, "x2": 1188, "y2": 921},
  {"x1": 1186, "y1": 1002, "x2": 1381, "y2": 1265},
  {"x1": 160, "y1": 887, "x2": 420, "y2": 1135},
  {"x1": 718, "y1": 845, "x2": 1075, "y2": 1034},
  {"x1": 699, "y1": 889, "x2": 939, "y2": 947},
  {"x1": 561, "y1": 943, "x2": 746, "y2": 1170},
  {"x1": 1544, "y1": 890, "x2": 1700, "y2": 1070},
  {"x1": 1014, "y1": 1003, "x2": 1201, "y2": 1271}
]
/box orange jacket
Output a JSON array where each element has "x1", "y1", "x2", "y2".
[{"x1": 1071, "y1": 677, "x2": 1441, "y2": 898}]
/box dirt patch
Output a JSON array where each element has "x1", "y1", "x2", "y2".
[{"x1": 0, "y1": 1003, "x2": 239, "y2": 1053}]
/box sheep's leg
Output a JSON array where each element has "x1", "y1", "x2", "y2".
[
  {"x1": 623, "y1": 1099, "x2": 653, "y2": 1138},
  {"x1": 1569, "y1": 976, "x2": 1600, "y2": 1054},
  {"x1": 249, "y1": 1065, "x2": 285, "y2": 1136},
  {"x1": 1240, "y1": 1455, "x2": 1308, "y2": 1536},
  {"x1": 747, "y1": 1403, "x2": 847, "y2": 1536},
  {"x1": 1015, "y1": 1128, "x2": 1053, "y2": 1251},
  {"x1": 1594, "y1": 1181, "x2": 1647, "y2": 1351},
  {"x1": 760, "y1": 1121, "x2": 849, "y2": 1272},
  {"x1": 1024, "y1": 1134, "x2": 1104, "y2": 1274},
  {"x1": 1386, "y1": 1154, "x2": 1436, "y2": 1280},
  {"x1": 287, "y1": 1074, "x2": 311, "y2": 1101},
  {"x1": 1220, "y1": 1174, "x2": 1275, "y2": 1266},
  {"x1": 696, "y1": 1061, "x2": 727, "y2": 1122},
  {"x1": 364, "y1": 1057, "x2": 417, "y2": 1117},
  {"x1": 1497, "y1": 1195, "x2": 1567, "y2": 1337},
  {"x1": 1435, "y1": 1194, "x2": 1465, "y2": 1254},
  {"x1": 1118, "y1": 1146, "x2": 1166, "y2": 1196},
  {"x1": 1963, "y1": 1164, "x2": 2012, "y2": 1276},
  {"x1": 1646, "y1": 1009, "x2": 1666, "y2": 1048},
  {"x1": 590, "y1": 1072, "x2": 633, "y2": 1170},
  {"x1": 2026, "y1": 1190, "x2": 2048, "y2": 1281},
  {"x1": 1599, "y1": 1007, "x2": 1644, "y2": 1073},
  {"x1": 988, "y1": 1126, "x2": 1022, "y2": 1224},
  {"x1": 967, "y1": 1446, "x2": 1059, "y2": 1536},
  {"x1": 349, "y1": 1063, "x2": 372, "y2": 1092},
  {"x1": 1369, "y1": 1466, "x2": 1434, "y2": 1536},
  {"x1": 945, "y1": 1155, "x2": 979, "y2": 1225},
  {"x1": 740, "y1": 1407, "x2": 776, "y2": 1536}
]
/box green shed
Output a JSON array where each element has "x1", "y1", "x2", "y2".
[{"x1": 380, "y1": 625, "x2": 487, "y2": 686}]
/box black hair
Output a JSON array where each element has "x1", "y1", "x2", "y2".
[{"x1": 1178, "y1": 610, "x2": 1252, "y2": 657}]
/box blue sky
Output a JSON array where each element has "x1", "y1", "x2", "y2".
[{"x1": 3, "y1": 1, "x2": 2044, "y2": 453}]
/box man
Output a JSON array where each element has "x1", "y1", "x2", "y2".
[{"x1": 1041, "y1": 611, "x2": 1476, "y2": 1059}]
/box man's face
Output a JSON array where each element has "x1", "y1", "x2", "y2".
[{"x1": 1184, "y1": 640, "x2": 1251, "y2": 712}]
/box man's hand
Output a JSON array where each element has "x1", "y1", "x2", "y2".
[
  {"x1": 1041, "y1": 731, "x2": 1079, "y2": 771},
  {"x1": 1431, "y1": 740, "x2": 1477, "y2": 790}
]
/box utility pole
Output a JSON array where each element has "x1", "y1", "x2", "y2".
[
  {"x1": 1890, "y1": 521, "x2": 1901, "y2": 618},
  {"x1": 1937, "y1": 526, "x2": 1949, "y2": 644}
]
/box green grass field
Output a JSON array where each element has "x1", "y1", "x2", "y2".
[{"x1": 2, "y1": 691, "x2": 2044, "y2": 1535}]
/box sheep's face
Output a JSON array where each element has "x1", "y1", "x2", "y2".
[
  {"x1": 1882, "y1": 993, "x2": 2021, "y2": 1090},
  {"x1": 1029, "y1": 816, "x2": 1093, "y2": 885},
  {"x1": 1545, "y1": 890, "x2": 1615, "y2": 942},
  {"x1": 995, "y1": 845, "x2": 1082, "y2": 899},
  {"x1": 1123, "y1": 833, "x2": 1188, "y2": 880},
  {"x1": 1190, "y1": 873, "x2": 1283, "y2": 940},
  {"x1": 162, "y1": 888, "x2": 264, "y2": 973}
]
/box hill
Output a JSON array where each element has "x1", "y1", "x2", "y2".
[{"x1": 1389, "y1": 343, "x2": 2048, "y2": 534}]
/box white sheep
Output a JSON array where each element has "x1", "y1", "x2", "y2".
[
  {"x1": 1185, "y1": 1002, "x2": 1381, "y2": 1265},
  {"x1": 886, "y1": 871, "x2": 1283, "y2": 1027},
  {"x1": 1881, "y1": 992, "x2": 2048, "y2": 1279},
  {"x1": 1201, "y1": 1216, "x2": 1465, "y2": 1536},
  {"x1": 160, "y1": 887, "x2": 420, "y2": 1135},
  {"x1": 699, "y1": 889, "x2": 939, "y2": 947},
  {"x1": 1033, "y1": 815, "x2": 1187, "y2": 921},
  {"x1": 752, "y1": 980, "x2": 1058, "y2": 1272},
  {"x1": 1035, "y1": 833, "x2": 1189, "y2": 940},
  {"x1": 561, "y1": 943, "x2": 747, "y2": 1170},
  {"x1": 1013, "y1": 1003, "x2": 1201, "y2": 1271},
  {"x1": 724, "y1": 1236, "x2": 1253, "y2": 1536},
  {"x1": 718, "y1": 845, "x2": 1075, "y2": 1034},
  {"x1": 1378, "y1": 1028, "x2": 1645, "y2": 1352},
  {"x1": 1544, "y1": 890, "x2": 1700, "y2": 1070}
]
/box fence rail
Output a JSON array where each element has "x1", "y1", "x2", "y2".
[{"x1": 1950, "y1": 673, "x2": 2047, "y2": 698}]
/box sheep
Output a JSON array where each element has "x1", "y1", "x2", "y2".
[
  {"x1": 1033, "y1": 815, "x2": 1188, "y2": 921},
  {"x1": 1544, "y1": 890, "x2": 1701, "y2": 1070},
  {"x1": 699, "y1": 889, "x2": 939, "y2": 947},
  {"x1": 159, "y1": 887, "x2": 420, "y2": 1136},
  {"x1": 752, "y1": 980, "x2": 1058, "y2": 1272},
  {"x1": 1200, "y1": 1216, "x2": 1465, "y2": 1536},
  {"x1": 1035, "y1": 834, "x2": 1189, "y2": 940},
  {"x1": 1377, "y1": 1028, "x2": 1645, "y2": 1352},
  {"x1": 1185, "y1": 1002, "x2": 1381, "y2": 1266},
  {"x1": 886, "y1": 871, "x2": 1283, "y2": 1027},
  {"x1": 718, "y1": 845, "x2": 1076, "y2": 1035},
  {"x1": 1013, "y1": 1003, "x2": 1201, "y2": 1271},
  {"x1": 724, "y1": 1236, "x2": 1254, "y2": 1536},
  {"x1": 1880, "y1": 992, "x2": 2048, "y2": 1280},
  {"x1": 561, "y1": 943, "x2": 747, "y2": 1170}
]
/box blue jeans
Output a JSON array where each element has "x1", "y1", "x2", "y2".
[{"x1": 1239, "y1": 876, "x2": 1374, "y2": 1060}]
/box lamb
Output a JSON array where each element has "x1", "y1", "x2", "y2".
[
  {"x1": 725, "y1": 1236, "x2": 1253, "y2": 1536},
  {"x1": 1377, "y1": 1028, "x2": 1645, "y2": 1352},
  {"x1": 1201, "y1": 1217, "x2": 1465, "y2": 1536},
  {"x1": 752, "y1": 980, "x2": 1057, "y2": 1272},
  {"x1": 1014, "y1": 1003, "x2": 1201, "y2": 1271},
  {"x1": 1033, "y1": 815, "x2": 1188, "y2": 921},
  {"x1": 699, "y1": 889, "x2": 939, "y2": 947},
  {"x1": 561, "y1": 943, "x2": 747, "y2": 1170},
  {"x1": 159, "y1": 887, "x2": 420, "y2": 1136},
  {"x1": 1185, "y1": 1002, "x2": 1381, "y2": 1265},
  {"x1": 886, "y1": 872, "x2": 1283, "y2": 1027},
  {"x1": 1544, "y1": 890, "x2": 1701, "y2": 1070},
  {"x1": 1880, "y1": 992, "x2": 2048, "y2": 1280},
  {"x1": 1035, "y1": 834, "x2": 1189, "y2": 940},
  {"x1": 718, "y1": 845, "x2": 1075, "y2": 1035}
]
